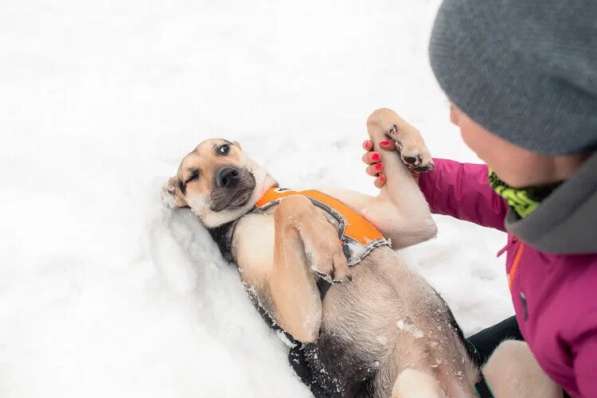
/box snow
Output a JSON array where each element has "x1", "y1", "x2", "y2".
[
  {"x1": 396, "y1": 319, "x2": 424, "y2": 339},
  {"x1": 0, "y1": 0, "x2": 512, "y2": 397}
]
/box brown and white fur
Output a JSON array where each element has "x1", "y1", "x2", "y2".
[{"x1": 162, "y1": 108, "x2": 479, "y2": 397}]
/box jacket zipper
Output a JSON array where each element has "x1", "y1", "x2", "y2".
[{"x1": 497, "y1": 236, "x2": 518, "y2": 257}]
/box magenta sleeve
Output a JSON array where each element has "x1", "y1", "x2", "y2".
[
  {"x1": 418, "y1": 158, "x2": 508, "y2": 231},
  {"x1": 573, "y1": 324, "x2": 597, "y2": 397}
]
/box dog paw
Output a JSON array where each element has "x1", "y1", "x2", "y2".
[
  {"x1": 278, "y1": 195, "x2": 352, "y2": 284},
  {"x1": 302, "y1": 226, "x2": 351, "y2": 283},
  {"x1": 386, "y1": 124, "x2": 434, "y2": 172},
  {"x1": 309, "y1": 250, "x2": 351, "y2": 284}
]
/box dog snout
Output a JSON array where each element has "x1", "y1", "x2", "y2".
[{"x1": 216, "y1": 167, "x2": 241, "y2": 188}]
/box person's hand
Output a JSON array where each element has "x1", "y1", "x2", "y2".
[{"x1": 361, "y1": 138, "x2": 397, "y2": 188}]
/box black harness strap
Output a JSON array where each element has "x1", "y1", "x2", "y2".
[{"x1": 207, "y1": 215, "x2": 245, "y2": 263}]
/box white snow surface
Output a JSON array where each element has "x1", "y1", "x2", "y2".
[{"x1": 0, "y1": 1, "x2": 512, "y2": 397}]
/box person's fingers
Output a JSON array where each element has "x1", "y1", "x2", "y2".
[
  {"x1": 361, "y1": 151, "x2": 381, "y2": 164},
  {"x1": 379, "y1": 139, "x2": 397, "y2": 151},
  {"x1": 362, "y1": 138, "x2": 389, "y2": 189},
  {"x1": 366, "y1": 163, "x2": 384, "y2": 176},
  {"x1": 374, "y1": 174, "x2": 386, "y2": 188},
  {"x1": 362, "y1": 139, "x2": 373, "y2": 151},
  {"x1": 364, "y1": 138, "x2": 397, "y2": 151}
]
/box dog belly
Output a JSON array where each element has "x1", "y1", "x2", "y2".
[
  {"x1": 233, "y1": 216, "x2": 477, "y2": 397},
  {"x1": 321, "y1": 248, "x2": 443, "y2": 355},
  {"x1": 314, "y1": 248, "x2": 477, "y2": 397}
]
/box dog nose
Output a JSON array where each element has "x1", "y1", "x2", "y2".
[{"x1": 216, "y1": 167, "x2": 240, "y2": 188}]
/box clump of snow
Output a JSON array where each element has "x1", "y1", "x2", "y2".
[
  {"x1": 376, "y1": 335, "x2": 388, "y2": 346},
  {"x1": 396, "y1": 319, "x2": 424, "y2": 339},
  {"x1": 0, "y1": 0, "x2": 511, "y2": 396}
]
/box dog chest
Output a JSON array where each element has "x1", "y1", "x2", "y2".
[{"x1": 231, "y1": 212, "x2": 275, "y2": 285}]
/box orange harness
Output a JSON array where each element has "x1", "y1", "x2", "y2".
[{"x1": 256, "y1": 187, "x2": 390, "y2": 265}]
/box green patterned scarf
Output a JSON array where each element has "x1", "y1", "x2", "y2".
[{"x1": 488, "y1": 172, "x2": 560, "y2": 218}]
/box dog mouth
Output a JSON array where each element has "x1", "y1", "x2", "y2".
[
  {"x1": 209, "y1": 170, "x2": 256, "y2": 212},
  {"x1": 227, "y1": 186, "x2": 254, "y2": 208}
]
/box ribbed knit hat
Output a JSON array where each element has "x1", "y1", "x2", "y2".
[{"x1": 429, "y1": 1, "x2": 597, "y2": 155}]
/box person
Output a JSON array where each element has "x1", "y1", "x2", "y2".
[{"x1": 362, "y1": 1, "x2": 597, "y2": 397}]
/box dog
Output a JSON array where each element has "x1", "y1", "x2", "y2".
[{"x1": 162, "y1": 108, "x2": 480, "y2": 397}]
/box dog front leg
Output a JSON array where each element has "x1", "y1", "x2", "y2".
[
  {"x1": 363, "y1": 108, "x2": 437, "y2": 248},
  {"x1": 268, "y1": 195, "x2": 349, "y2": 343}
]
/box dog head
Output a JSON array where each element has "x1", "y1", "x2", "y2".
[{"x1": 163, "y1": 138, "x2": 274, "y2": 228}]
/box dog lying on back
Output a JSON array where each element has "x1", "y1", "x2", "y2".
[{"x1": 162, "y1": 109, "x2": 480, "y2": 397}]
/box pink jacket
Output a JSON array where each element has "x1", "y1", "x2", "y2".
[{"x1": 418, "y1": 158, "x2": 597, "y2": 398}]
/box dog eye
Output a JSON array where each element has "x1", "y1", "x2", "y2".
[
  {"x1": 217, "y1": 144, "x2": 230, "y2": 156},
  {"x1": 185, "y1": 169, "x2": 200, "y2": 184}
]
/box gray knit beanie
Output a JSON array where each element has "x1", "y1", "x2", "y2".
[{"x1": 429, "y1": 0, "x2": 597, "y2": 155}]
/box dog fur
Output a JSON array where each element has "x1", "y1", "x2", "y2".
[{"x1": 163, "y1": 109, "x2": 480, "y2": 397}]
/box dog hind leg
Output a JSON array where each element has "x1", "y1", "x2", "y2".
[{"x1": 391, "y1": 368, "x2": 445, "y2": 398}]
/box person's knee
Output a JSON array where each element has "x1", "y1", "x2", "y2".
[
  {"x1": 468, "y1": 316, "x2": 522, "y2": 365},
  {"x1": 483, "y1": 340, "x2": 562, "y2": 398}
]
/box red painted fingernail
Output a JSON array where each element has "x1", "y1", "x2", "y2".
[
  {"x1": 379, "y1": 175, "x2": 386, "y2": 184},
  {"x1": 362, "y1": 140, "x2": 371, "y2": 150},
  {"x1": 375, "y1": 163, "x2": 383, "y2": 171},
  {"x1": 371, "y1": 153, "x2": 380, "y2": 161},
  {"x1": 380, "y1": 140, "x2": 391, "y2": 146}
]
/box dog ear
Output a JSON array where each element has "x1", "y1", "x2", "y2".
[{"x1": 161, "y1": 176, "x2": 189, "y2": 208}]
